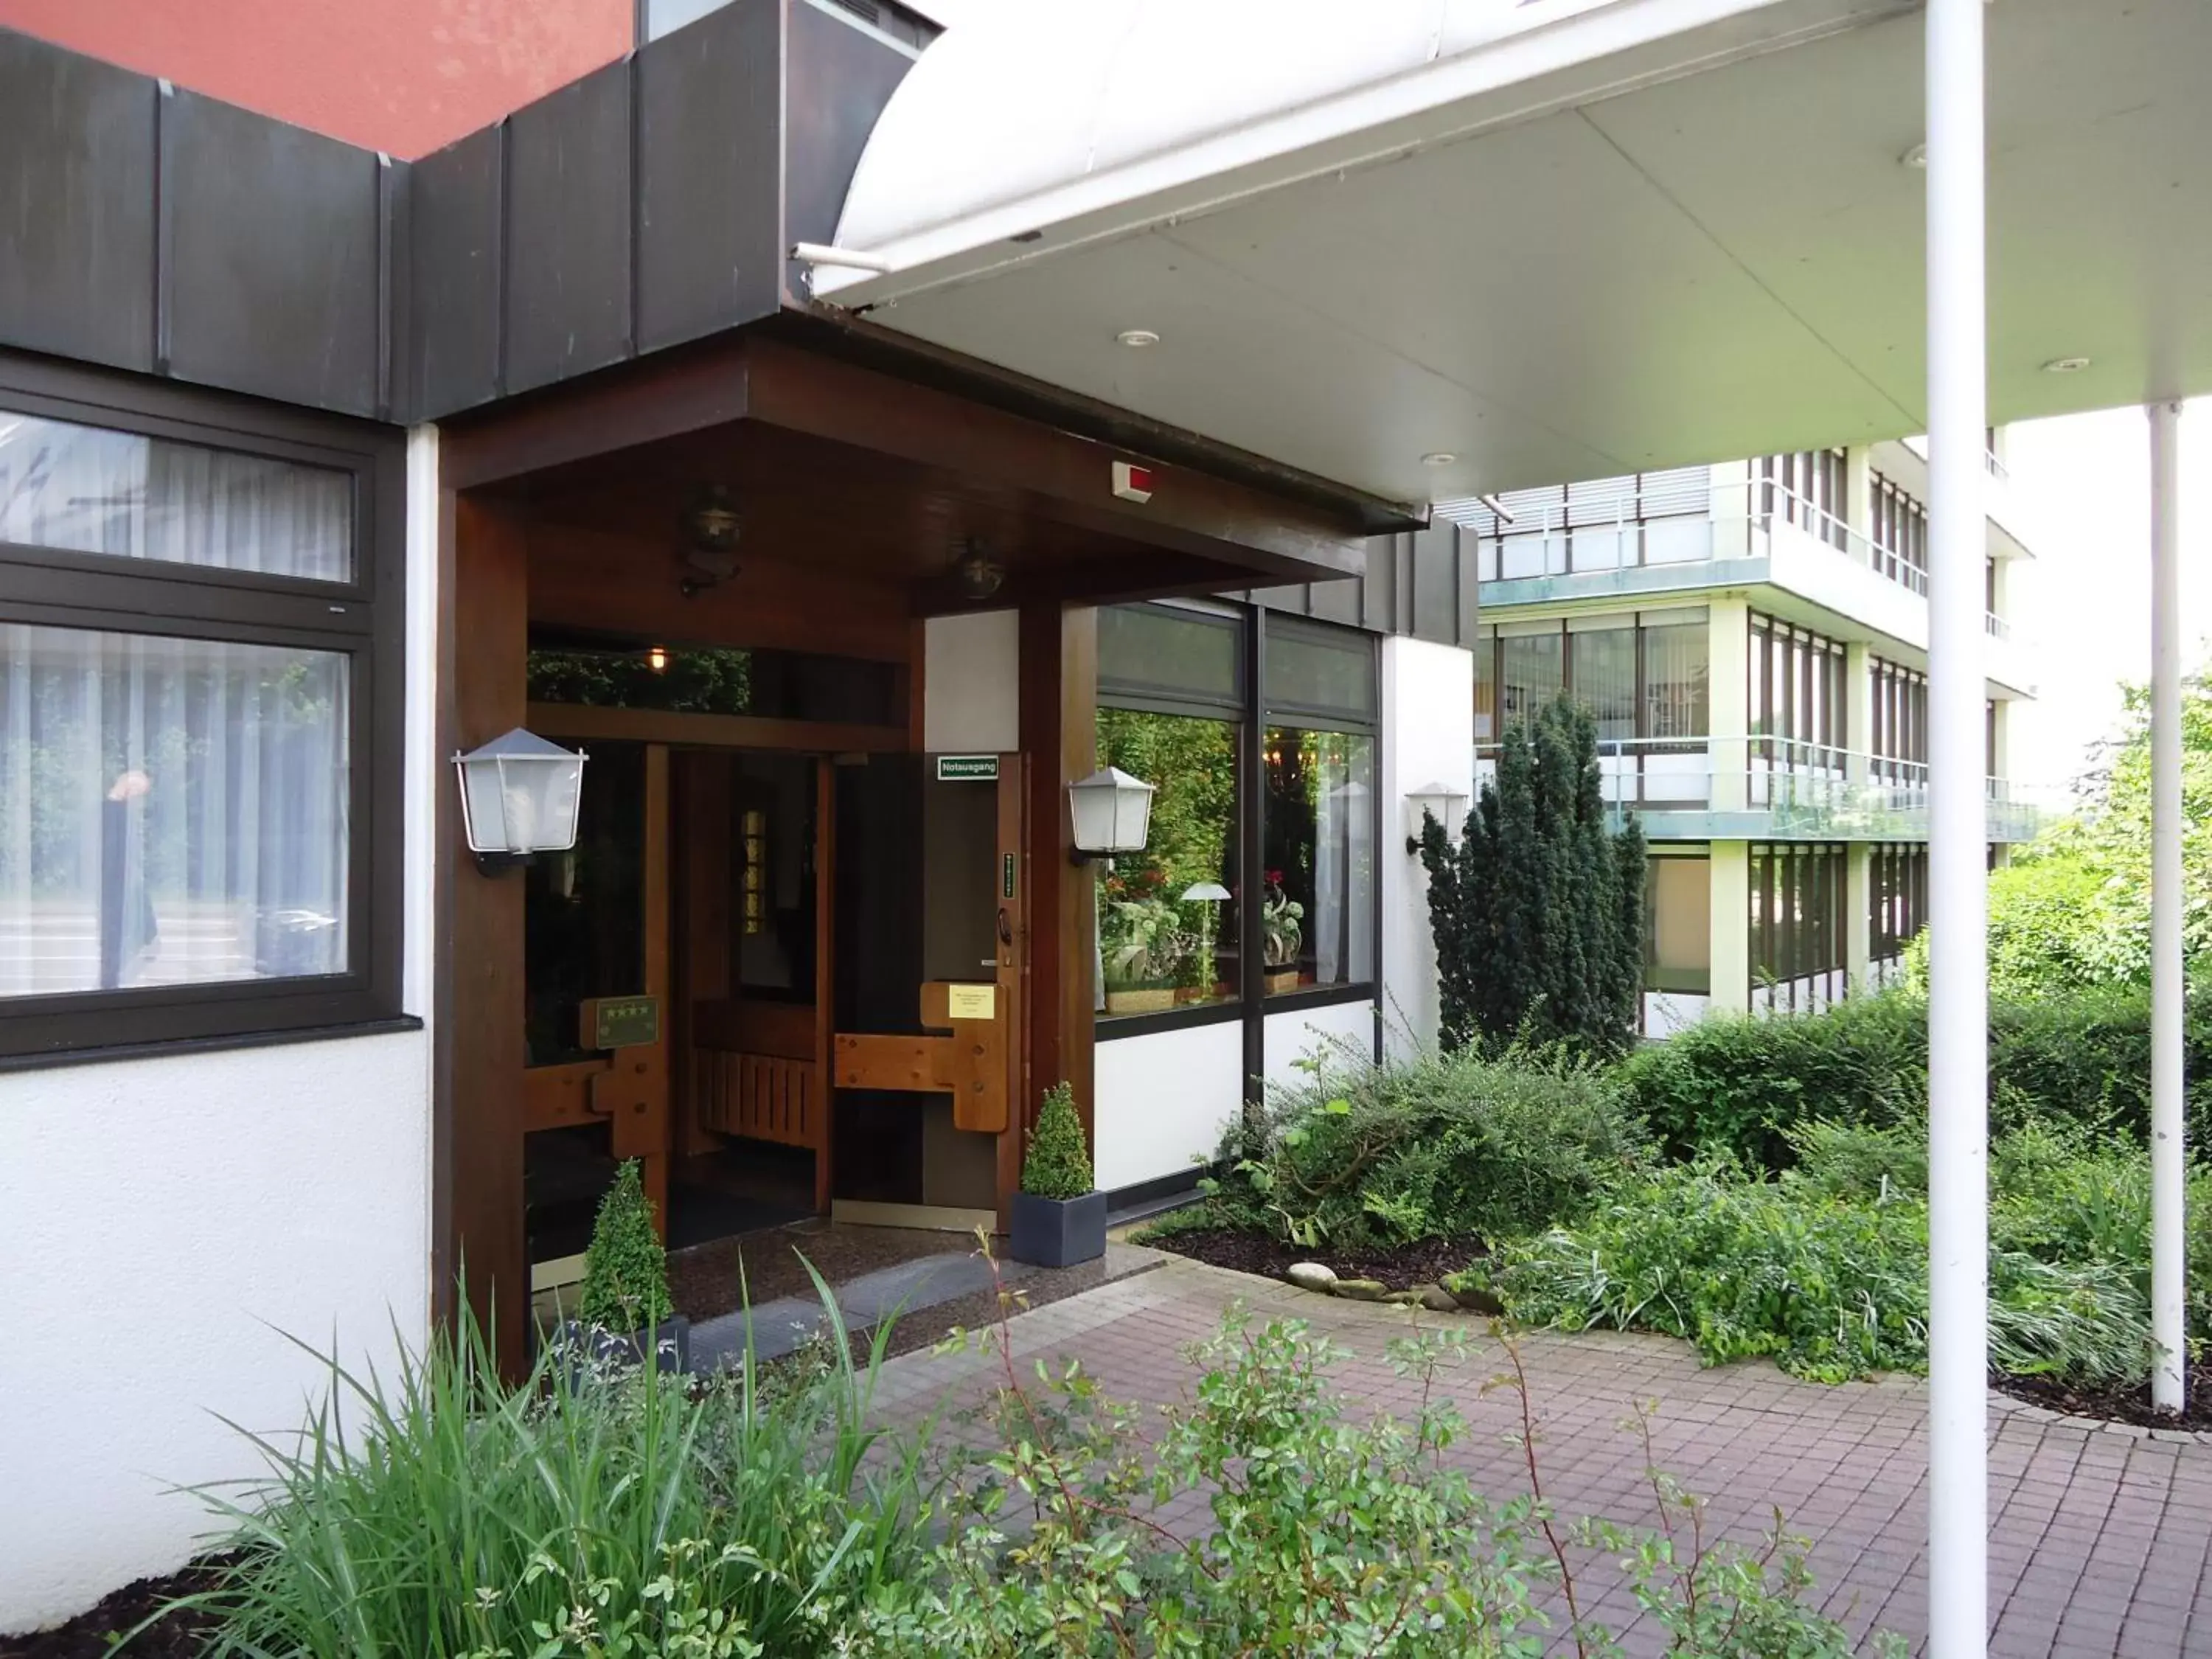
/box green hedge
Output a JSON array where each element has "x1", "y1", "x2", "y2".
[{"x1": 1621, "y1": 984, "x2": 2212, "y2": 1170}]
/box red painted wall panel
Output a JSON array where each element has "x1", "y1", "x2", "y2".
[{"x1": 0, "y1": 0, "x2": 633, "y2": 159}]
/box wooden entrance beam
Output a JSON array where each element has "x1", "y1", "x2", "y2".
[
  {"x1": 434, "y1": 496, "x2": 530, "y2": 1373},
  {"x1": 1019, "y1": 604, "x2": 1098, "y2": 1175}
]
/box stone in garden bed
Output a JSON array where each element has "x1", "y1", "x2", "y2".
[
  {"x1": 1285, "y1": 1261, "x2": 1338, "y2": 1293},
  {"x1": 1332, "y1": 1279, "x2": 1390, "y2": 1301}
]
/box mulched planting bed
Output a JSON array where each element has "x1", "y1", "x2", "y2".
[
  {"x1": 1, "y1": 1558, "x2": 228, "y2": 1659},
  {"x1": 1995, "y1": 1367, "x2": 2212, "y2": 1431},
  {"x1": 1142, "y1": 1225, "x2": 1484, "y2": 1290}
]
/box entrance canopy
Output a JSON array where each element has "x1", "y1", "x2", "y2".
[{"x1": 817, "y1": 0, "x2": 2212, "y2": 509}]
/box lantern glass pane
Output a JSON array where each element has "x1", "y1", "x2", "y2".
[
  {"x1": 504, "y1": 753, "x2": 585, "y2": 852},
  {"x1": 461, "y1": 761, "x2": 511, "y2": 852}
]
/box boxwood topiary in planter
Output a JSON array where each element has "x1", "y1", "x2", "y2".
[
  {"x1": 1011, "y1": 1082, "x2": 1107, "y2": 1267},
  {"x1": 569, "y1": 1158, "x2": 688, "y2": 1376}
]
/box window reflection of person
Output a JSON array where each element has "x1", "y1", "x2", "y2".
[{"x1": 99, "y1": 768, "x2": 158, "y2": 990}]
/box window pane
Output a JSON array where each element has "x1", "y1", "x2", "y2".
[
  {"x1": 1265, "y1": 620, "x2": 1374, "y2": 719},
  {"x1": 1473, "y1": 639, "x2": 1498, "y2": 742},
  {"x1": 1095, "y1": 706, "x2": 1239, "y2": 1015},
  {"x1": 0, "y1": 624, "x2": 350, "y2": 998},
  {"x1": 1262, "y1": 726, "x2": 1374, "y2": 995},
  {"x1": 1569, "y1": 627, "x2": 1635, "y2": 745},
  {"x1": 1643, "y1": 618, "x2": 1709, "y2": 740},
  {"x1": 1499, "y1": 633, "x2": 1562, "y2": 731},
  {"x1": 0, "y1": 410, "x2": 352, "y2": 581},
  {"x1": 1646, "y1": 854, "x2": 1711, "y2": 994},
  {"x1": 1098, "y1": 604, "x2": 1240, "y2": 707}
]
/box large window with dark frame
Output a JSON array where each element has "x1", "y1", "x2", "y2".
[
  {"x1": 1869, "y1": 843, "x2": 1930, "y2": 987},
  {"x1": 1747, "y1": 613, "x2": 1847, "y2": 767},
  {"x1": 1094, "y1": 602, "x2": 1377, "y2": 1032},
  {"x1": 0, "y1": 357, "x2": 403, "y2": 1059},
  {"x1": 1757, "y1": 448, "x2": 1850, "y2": 552},
  {"x1": 1749, "y1": 841, "x2": 1849, "y2": 1015}
]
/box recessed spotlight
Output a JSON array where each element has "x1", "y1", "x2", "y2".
[
  {"x1": 1116, "y1": 328, "x2": 1161, "y2": 348},
  {"x1": 2042, "y1": 355, "x2": 2093, "y2": 374},
  {"x1": 1421, "y1": 452, "x2": 1458, "y2": 467},
  {"x1": 1901, "y1": 142, "x2": 1927, "y2": 168}
]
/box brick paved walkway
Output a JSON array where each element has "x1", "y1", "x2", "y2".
[{"x1": 870, "y1": 1253, "x2": 2212, "y2": 1657}]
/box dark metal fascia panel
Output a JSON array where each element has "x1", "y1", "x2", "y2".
[
  {"x1": 407, "y1": 123, "x2": 506, "y2": 417},
  {"x1": 0, "y1": 31, "x2": 158, "y2": 374},
  {"x1": 782, "y1": 0, "x2": 915, "y2": 275},
  {"x1": 1360, "y1": 533, "x2": 1398, "y2": 633},
  {"x1": 1409, "y1": 521, "x2": 1459, "y2": 645},
  {"x1": 503, "y1": 56, "x2": 635, "y2": 396},
  {"x1": 1307, "y1": 574, "x2": 1362, "y2": 627},
  {"x1": 164, "y1": 88, "x2": 382, "y2": 415},
  {"x1": 635, "y1": 0, "x2": 783, "y2": 355}
]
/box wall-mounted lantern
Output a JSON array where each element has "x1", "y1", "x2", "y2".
[
  {"x1": 1067, "y1": 765, "x2": 1155, "y2": 863},
  {"x1": 1403, "y1": 780, "x2": 1470, "y2": 855},
  {"x1": 453, "y1": 728, "x2": 588, "y2": 874}
]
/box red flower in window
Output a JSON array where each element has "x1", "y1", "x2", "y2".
[{"x1": 1265, "y1": 869, "x2": 1284, "y2": 888}]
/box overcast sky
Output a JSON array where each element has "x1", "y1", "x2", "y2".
[{"x1": 2003, "y1": 400, "x2": 2208, "y2": 798}]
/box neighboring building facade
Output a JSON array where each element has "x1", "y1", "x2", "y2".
[{"x1": 1444, "y1": 437, "x2": 2039, "y2": 1034}]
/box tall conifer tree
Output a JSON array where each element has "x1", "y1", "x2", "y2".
[{"x1": 1420, "y1": 691, "x2": 1646, "y2": 1056}]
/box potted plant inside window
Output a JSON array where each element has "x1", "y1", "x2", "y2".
[
  {"x1": 1009, "y1": 1082, "x2": 1107, "y2": 1268},
  {"x1": 1102, "y1": 892, "x2": 1186, "y2": 1015},
  {"x1": 564, "y1": 1158, "x2": 689, "y2": 1377},
  {"x1": 1262, "y1": 874, "x2": 1304, "y2": 994}
]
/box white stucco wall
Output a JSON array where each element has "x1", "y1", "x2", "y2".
[
  {"x1": 1377, "y1": 636, "x2": 1475, "y2": 1060},
  {"x1": 1262, "y1": 998, "x2": 1377, "y2": 1096},
  {"x1": 1093, "y1": 1018, "x2": 1243, "y2": 1191},
  {"x1": 0, "y1": 428, "x2": 442, "y2": 1633},
  {"x1": 0, "y1": 1032, "x2": 434, "y2": 1630}
]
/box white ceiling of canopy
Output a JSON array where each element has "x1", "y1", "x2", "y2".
[{"x1": 818, "y1": 0, "x2": 2212, "y2": 509}]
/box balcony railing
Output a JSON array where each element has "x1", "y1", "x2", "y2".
[{"x1": 1472, "y1": 734, "x2": 2041, "y2": 843}]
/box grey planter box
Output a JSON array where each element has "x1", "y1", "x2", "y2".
[{"x1": 1010, "y1": 1190, "x2": 1107, "y2": 1268}]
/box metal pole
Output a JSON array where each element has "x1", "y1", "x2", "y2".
[
  {"x1": 1924, "y1": 0, "x2": 1989, "y2": 1652},
  {"x1": 2151, "y1": 399, "x2": 2186, "y2": 1415}
]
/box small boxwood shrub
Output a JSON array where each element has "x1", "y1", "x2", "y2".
[
  {"x1": 1210, "y1": 1043, "x2": 1648, "y2": 1250},
  {"x1": 579, "y1": 1158, "x2": 672, "y2": 1335},
  {"x1": 1020, "y1": 1081, "x2": 1093, "y2": 1200}
]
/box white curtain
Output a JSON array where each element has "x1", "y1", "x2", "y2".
[
  {"x1": 1311, "y1": 733, "x2": 1374, "y2": 988},
  {"x1": 0, "y1": 411, "x2": 349, "y2": 580},
  {"x1": 0, "y1": 625, "x2": 349, "y2": 998}
]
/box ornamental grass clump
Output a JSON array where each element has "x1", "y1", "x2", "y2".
[
  {"x1": 167, "y1": 1265, "x2": 933, "y2": 1659},
  {"x1": 1021, "y1": 1080, "x2": 1094, "y2": 1199},
  {"x1": 1491, "y1": 1150, "x2": 2157, "y2": 1386},
  {"x1": 580, "y1": 1156, "x2": 672, "y2": 1335}
]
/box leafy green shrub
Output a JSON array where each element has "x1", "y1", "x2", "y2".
[
  {"x1": 1784, "y1": 1118, "x2": 1928, "y2": 1202},
  {"x1": 1020, "y1": 1081, "x2": 1093, "y2": 1199},
  {"x1": 1617, "y1": 992, "x2": 1927, "y2": 1168},
  {"x1": 1619, "y1": 984, "x2": 2212, "y2": 1168},
  {"x1": 580, "y1": 1157, "x2": 673, "y2": 1334},
  {"x1": 850, "y1": 1307, "x2": 1891, "y2": 1658},
  {"x1": 1989, "y1": 1118, "x2": 2212, "y2": 1344},
  {"x1": 1210, "y1": 1043, "x2": 1648, "y2": 1250},
  {"x1": 176, "y1": 1268, "x2": 932, "y2": 1658},
  {"x1": 1494, "y1": 1156, "x2": 2156, "y2": 1385}
]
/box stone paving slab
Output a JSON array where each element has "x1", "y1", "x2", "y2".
[{"x1": 868, "y1": 1254, "x2": 2212, "y2": 1656}]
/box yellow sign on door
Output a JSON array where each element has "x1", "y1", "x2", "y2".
[{"x1": 946, "y1": 983, "x2": 997, "y2": 1021}]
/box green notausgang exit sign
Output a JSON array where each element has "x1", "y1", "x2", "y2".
[{"x1": 936, "y1": 754, "x2": 999, "y2": 782}]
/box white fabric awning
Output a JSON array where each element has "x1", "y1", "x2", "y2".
[{"x1": 818, "y1": 0, "x2": 2212, "y2": 509}]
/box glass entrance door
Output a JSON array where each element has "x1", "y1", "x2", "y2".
[{"x1": 521, "y1": 739, "x2": 671, "y2": 1276}]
